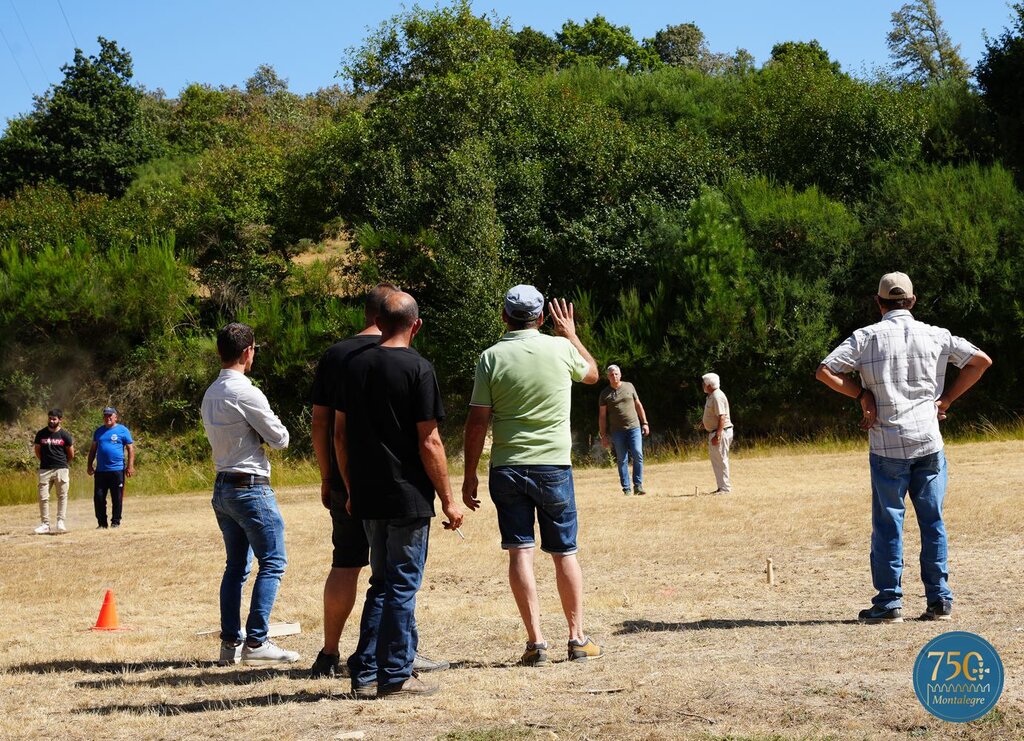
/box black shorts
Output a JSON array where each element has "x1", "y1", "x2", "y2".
[{"x1": 330, "y1": 489, "x2": 369, "y2": 568}]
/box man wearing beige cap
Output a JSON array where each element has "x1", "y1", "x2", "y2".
[{"x1": 816, "y1": 272, "x2": 992, "y2": 624}]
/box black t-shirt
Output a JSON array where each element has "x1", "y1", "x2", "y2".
[
  {"x1": 34, "y1": 427, "x2": 73, "y2": 469},
  {"x1": 335, "y1": 345, "x2": 445, "y2": 520},
  {"x1": 309, "y1": 334, "x2": 380, "y2": 492}
]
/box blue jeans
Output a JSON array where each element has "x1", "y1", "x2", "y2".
[
  {"x1": 610, "y1": 428, "x2": 644, "y2": 491},
  {"x1": 211, "y1": 481, "x2": 287, "y2": 644},
  {"x1": 348, "y1": 517, "x2": 430, "y2": 690},
  {"x1": 869, "y1": 451, "x2": 951, "y2": 609},
  {"x1": 489, "y1": 465, "x2": 578, "y2": 554}
]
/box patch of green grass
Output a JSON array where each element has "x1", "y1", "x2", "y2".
[{"x1": 437, "y1": 728, "x2": 536, "y2": 741}]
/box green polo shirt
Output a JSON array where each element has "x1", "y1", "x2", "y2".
[{"x1": 470, "y1": 330, "x2": 590, "y2": 466}]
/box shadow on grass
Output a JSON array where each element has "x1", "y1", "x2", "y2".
[
  {"x1": 9, "y1": 660, "x2": 210, "y2": 674},
  {"x1": 71, "y1": 660, "x2": 528, "y2": 690},
  {"x1": 76, "y1": 689, "x2": 359, "y2": 716},
  {"x1": 74, "y1": 666, "x2": 320, "y2": 689},
  {"x1": 616, "y1": 617, "x2": 858, "y2": 634}
]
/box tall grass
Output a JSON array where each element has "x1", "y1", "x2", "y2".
[
  {"x1": 0, "y1": 456, "x2": 319, "y2": 508},
  {"x1": 3, "y1": 417, "x2": 1023, "y2": 508}
]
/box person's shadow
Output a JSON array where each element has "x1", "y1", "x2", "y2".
[{"x1": 616, "y1": 617, "x2": 858, "y2": 634}]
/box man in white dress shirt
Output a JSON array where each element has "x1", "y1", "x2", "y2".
[{"x1": 201, "y1": 322, "x2": 298, "y2": 666}]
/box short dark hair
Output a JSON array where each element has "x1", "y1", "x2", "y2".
[
  {"x1": 506, "y1": 316, "x2": 542, "y2": 331},
  {"x1": 217, "y1": 322, "x2": 255, "y2": 363},
  {"x1": 47, "y1": 408, "x2": 63, "y2": 418},
  {"x1": 377, "y1": 292, "x2": 419, "y2": 333},
  {"x1": 365, "y1": 282, "x2": 400, "y2": 323},
  {"x1": 877, "y1": 296, "x2": 915, "y2": 312}
]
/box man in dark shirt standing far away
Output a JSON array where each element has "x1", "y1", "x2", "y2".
[
  {"x1": 33, "y1": 409, "x2": 74, "y2": 534},
  {"x1": 307, "y1": 283, "x2": 451, "y2": 679},
  {"x1": 333, "y1": 291, "x2": 464, "y2": 698}
]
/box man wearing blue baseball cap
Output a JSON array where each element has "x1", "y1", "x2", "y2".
[
  {"x1": 462, "y1": 285, "x2": 604, "y2": 666},
  {"x1": 87, "y1": 406, "x2": 136, "y2": 529}
]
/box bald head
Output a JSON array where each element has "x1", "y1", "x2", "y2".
[
  {"x1": 377, "y1": 291, "x2": 419, "y2": 336},
  {"x1": 365, "y1": 282, "x2": 400, "y2": 325}
]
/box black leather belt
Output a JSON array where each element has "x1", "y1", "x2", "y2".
[{"x1": 216, "y1": 472, "x2": 271, "y2": 487}]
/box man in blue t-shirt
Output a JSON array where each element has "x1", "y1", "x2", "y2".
[{"x1": 87, "y1": 406, "x2": 136, "y2": 529}]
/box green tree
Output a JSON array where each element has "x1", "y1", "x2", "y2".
[
  {"x1": 556, "y1": 15, "x2": 658, "y2": 71},
  {"x1": 0, "y1": 37, "x2": 158, "y2": 196},
  {"x1": 768, "y1": 40, "x2": 842, "y2": 74},
  {"x1": 344, "y1": 0, "x2": 515, "y2": 96},
  {"x1": 887, "y1": 0, "x2": 969, "y2": 84},
  {"x1": 732, "y1": 57, "x2": 922, "y2": 198},
  {"x1": 245, "y1": 64, "x2": 289, "y2": 96},
  {"x1": 647, "y1": 23, "x2": 707, "y2": 69},
  {"x1": 976, "y1": 3, "x2": 1024, "y2": 180},
  {"x1": 511, "y1": 27, "x2": 560, "y2": 70}
]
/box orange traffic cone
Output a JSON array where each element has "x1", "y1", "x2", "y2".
[{"x1": 91, "y1": 589, "x2": 121, "y2": 630}]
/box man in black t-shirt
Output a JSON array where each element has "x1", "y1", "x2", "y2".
[
  {"x1": 33, "y1": 408, "x2": 74, "y2": 534},
  {"x1": 333, "y1": 291, "x2": 463, "y2": 698},
  {"x1": 308, "y1": 283, "x2": 451, "y2": 681}
]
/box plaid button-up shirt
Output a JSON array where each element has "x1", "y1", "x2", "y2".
[{"x1": 821, "y1": 310, "x2": 979, "y2": 460}]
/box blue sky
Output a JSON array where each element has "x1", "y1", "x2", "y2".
[{"x1": 0, "y1": 1, "x2": 1017, "y2": 129}]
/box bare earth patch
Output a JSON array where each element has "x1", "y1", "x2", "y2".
[{"x1": 1, "y1": 441, "x2": 1021, "y2": 740}]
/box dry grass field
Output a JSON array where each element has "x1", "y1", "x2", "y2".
[{"x1": 1, "y1": 441, "x2": 1021, "y2": 741}]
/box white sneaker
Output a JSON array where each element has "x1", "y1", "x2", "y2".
[
  {"x1": 34, "y1": 523, "x2": 50, "y2": 534},
  {"x1": 218, "y1": 640, "x2": 243, "y2": 666},
  {"x1": 56, "y1": 520, "x2": 67, "y2": 533},
  {"x1": 241, "y1": 640, "x2": 300, "y2": 666}
]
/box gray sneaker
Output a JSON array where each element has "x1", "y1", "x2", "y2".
[
  {"x1": 351, "y1": 682, "x2": 378, "y2": 699},
  {"x1": 377, "y1": 672, "x2": 438, "y2": 698},
  {"x1": 218, "y1": 640, "x2": 243, "y2": 666},
  {"x1": 241, "y1": 640, "x2": 300, "y2": 666},
  {"x1": 412, "y1": 653, "x2": 450, "y2": 672}
]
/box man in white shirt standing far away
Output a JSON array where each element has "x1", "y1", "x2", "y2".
[
  {"x1": 201, "y1": 322, "x2": 299, "y2": 666},
  {"x1": 701, "y1": 373, "x2": 733, "y2": 494},
  {"x1": 816, "y1": 272, "x2": 992, "y2": 624}
]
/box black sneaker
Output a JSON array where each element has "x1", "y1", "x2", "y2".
[
  {"x1": 858, "y1": 605, "x2": 903, "y2": 624},
  {"x1": 920, "y1": 600, "x2": 953, "y2": 621},
  {"x1": 310, "y1": 649, "x2": 342, "y2": 678}
]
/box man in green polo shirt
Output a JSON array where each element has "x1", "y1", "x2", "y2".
[{"x1": 462, "y1": 284, "x2": 603, "y2": 667}]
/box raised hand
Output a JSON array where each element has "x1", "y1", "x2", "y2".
[{"x1": 548, "y1": 298, "x2": 576, "y2": 339}]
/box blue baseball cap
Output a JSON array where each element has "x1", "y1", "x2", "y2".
[{"x1": 102, "y1": 406, "x2": 117, "y2": 415}]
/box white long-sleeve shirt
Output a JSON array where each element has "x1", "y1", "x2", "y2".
[{"x1": 201, "y1": 369, "x2": 289, "y2": 476}]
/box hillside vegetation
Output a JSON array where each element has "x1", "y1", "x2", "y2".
[{"x1": 2, "y1": 2, "x2": 1024, "y2": 465}]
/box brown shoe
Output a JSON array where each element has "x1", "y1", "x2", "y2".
[
  {"x1": 568, "y1": 636, "x2": 604, "y2": 662},
  {"x1": 377, "y1": 671, "x2": 438, "y2": 698}
]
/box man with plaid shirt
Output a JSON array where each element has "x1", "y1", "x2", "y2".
[{"x1": 816, "y1": 272, "x2": 992, "y2": 624}]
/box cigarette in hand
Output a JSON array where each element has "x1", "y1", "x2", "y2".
[{"x1": 454, "y1": 527, "x2": 466, "y2": 540}]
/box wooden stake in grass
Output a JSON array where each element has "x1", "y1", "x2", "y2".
[{"x1": 766, "y1": 558, "x2": 775, "y2": 586}]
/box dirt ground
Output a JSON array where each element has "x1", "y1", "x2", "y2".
[{"x1": 0, "y1": 441, "x2": 1021, "y2": 741}]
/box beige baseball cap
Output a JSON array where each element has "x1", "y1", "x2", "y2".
[{"x1": 878, "y1": 272, "x2": 914, "y2": 300}]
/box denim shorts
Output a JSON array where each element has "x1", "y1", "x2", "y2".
[{"x1": 489, "y1": 465, "x2": 578, "y2": 555}]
